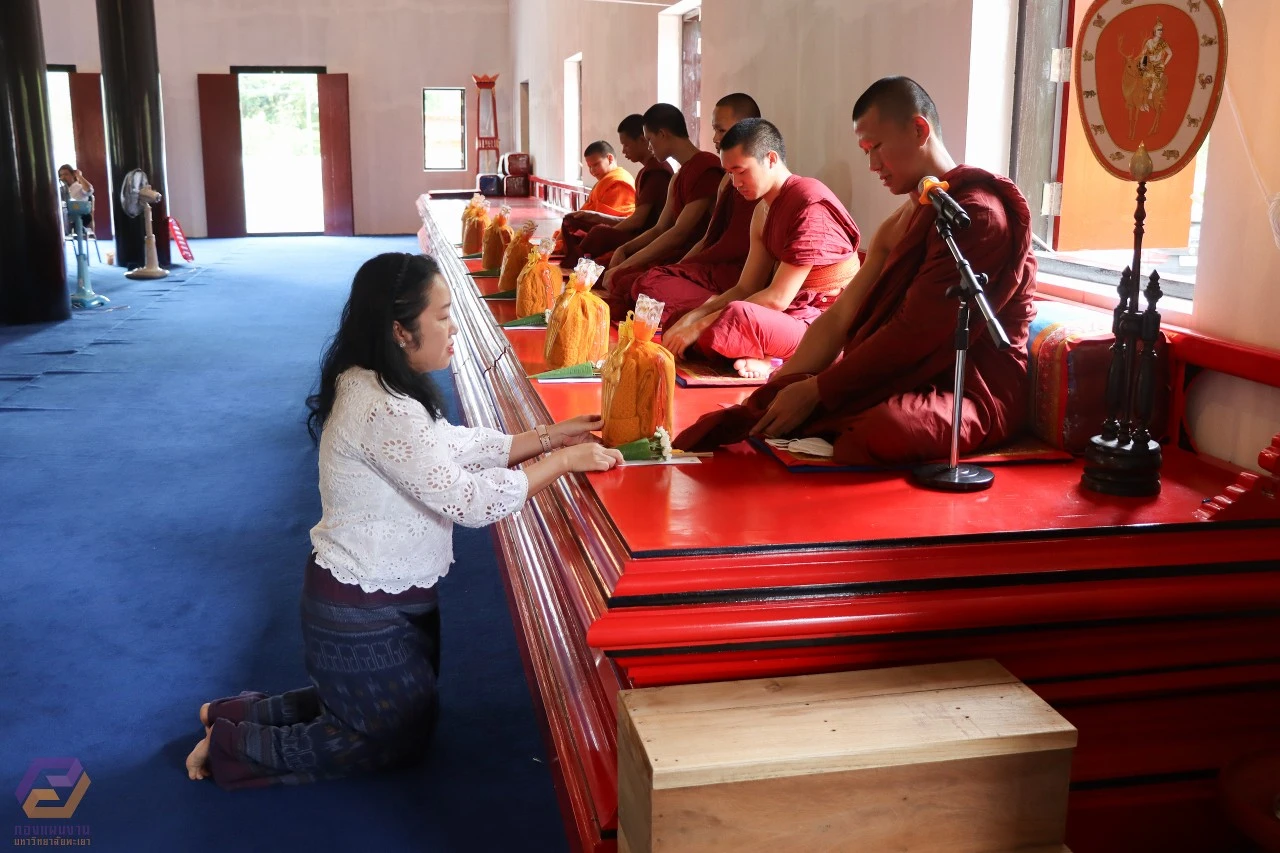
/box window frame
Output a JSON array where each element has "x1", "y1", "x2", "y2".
[{"x1": 422, "y1": 87, "x2": 467, "y2": 173}]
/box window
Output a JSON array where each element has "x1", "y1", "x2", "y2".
[
  {"x1": 1010, "y1": 0, "x2": 1203, "y2": 301},
  {"x1": 423, "y1": 88, "x2": 466, "y2": 171}
]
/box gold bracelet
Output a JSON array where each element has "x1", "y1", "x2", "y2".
[{"x1": 536, "y1": 424, "x2": 553, "y2": 454}]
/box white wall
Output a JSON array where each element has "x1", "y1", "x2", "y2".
[
  {"x1": 510, "y1": 0, "x2": 659, "y2": 184},
  {"x1": 699, "y1": 0, "x2": 980, "y2": 231},
  {"x1": 1184, "y1": 1, "x2": 1280, "y2": 470},
  {"x1": 40, "y1": 0, "x2": 511, "y2": 237}
]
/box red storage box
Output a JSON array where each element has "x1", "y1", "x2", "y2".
[
  {"x1": 503, "y1": 175, "x2": 529, "y2": 197},
  {"x1": 501, "y1": 152, "x2": 531, "y2": 177}
]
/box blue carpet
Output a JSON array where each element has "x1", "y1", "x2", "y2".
[{"x1": 0, "y1": 238, "x2": 569, "y2": 852}]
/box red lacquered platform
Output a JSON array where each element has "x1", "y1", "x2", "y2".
[{"x1": 423, "y1": 195, "x2": 1280, "y2": 853}]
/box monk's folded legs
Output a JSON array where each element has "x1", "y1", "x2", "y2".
[
  {"x1": 632, "y1": 262, "x2": 742, "y2": 328},
  {"x1": 695, "y1": 301, "x2": 812, "y2": 364},
  {"x1": 832, "y1": 389, "x2": 990, "y2": 465},
  {"x1": 565, "y1": 225, "x2": 630, "y2": 270}
]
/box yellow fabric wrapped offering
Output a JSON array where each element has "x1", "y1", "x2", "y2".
[
  {"x1": 601, "y1": 294, "x2": 675, "y2": 448},
  {"x1": 545, "y1": 260, "x2": 609, "y2": 370},
  {"x1": 461, "y1": 194, "x2": 488, "y2": 255},
  {"x1": 516, "y1": 238, "x2": 565, "y2": 318},
  {"x1": 498, "y1": 219, "x2": 538, "y2": 293},
  {"x1": 481, "y1": 205, "x2": 514, "y2": 270}
]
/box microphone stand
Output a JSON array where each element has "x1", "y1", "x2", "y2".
[{"x1": 912, "y1": 205, "x2": 1013, "y2": 492}]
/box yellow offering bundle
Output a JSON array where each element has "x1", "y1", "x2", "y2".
[
  {"x1": 516, "y1": 238, "x2": 565, "y2": 318},
  {"x1": 498, "y1": 219, "x2": 538, "y2": 293},
  {"x1": 601, "y1": 294, "x2": 675, "y2": 448},
  {"x1": 545, "y1": 259, "x2": 609, "y2": 369},
  {"x1": 481, "y1": 204, "x2": 514, "y2": 270},
  {"x1": 461, "y1": 194, "x2": 489, "y2": 255}
]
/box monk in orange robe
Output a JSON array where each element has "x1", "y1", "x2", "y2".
[
  {"x1": 674, "y1": 76, "x2": 1038, "y2": 465},
  {"x1": 627, "y1": 93, "x2": 764, "y2": 328},
  {"x1": 564, "y1": 115, "x2": 673, "y2": 270},
  {"x1": 555, "y1": 140, "x2": 635, "y2": 257},
  {"x1": 600, "y1": 103, "x2": 723, "y2": 318},
  {"x1": 663, "y1": 119, "x2": 861, "y2": 379}
]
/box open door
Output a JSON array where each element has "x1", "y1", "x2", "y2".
[
  {"x1": 68, "y1": 73, "x2": 111, "y2": 239},
  {"x1": 197, "y1": 73, "x2": 247, "y2": 238},
  {"x1": 318, "y1": 73, "x2": 354, "y2": 236}
]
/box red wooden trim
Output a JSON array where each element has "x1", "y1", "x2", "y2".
[
  {"x1": 586, "y1": 571, "x2": 1280, "y2": 655},
  {"x1": 530, "y1": 175, "x2": 590, "y2": 213},
  {"x1": 197, "y1": 74, "x2": 246, "y2": 238},
  {"x1": 318, "y1": 74, "x2": 355, "y2": 237},
  {"x1": 1164, "y1": 329, "x2": 1280, "y2": 391},
  {"x1": 67, "y1": 73, "x2": 111, "y2": 240},
  {"x1": 1195, "y1": 433, "x2": 1280, "y2": 521}
]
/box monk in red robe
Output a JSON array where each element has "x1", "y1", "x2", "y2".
[
  {"x1": 663, "y1": 119, "x2": 861, "y2": 378},
  {"x1": 565, "y1": 115, "x2": 673, "y2": 269},
  {"x1": 599, "y1": 103, "x2": 723, "y2": 318},
  {"x1": 674, "y1": 76, "x2": 1038, "y2": 465},
  {"x1": 628, "y1": 93, "x2": 763, "y2": 328},
  {"x1": 555, "y1": 140, "x2": 635, "y2": 256}
]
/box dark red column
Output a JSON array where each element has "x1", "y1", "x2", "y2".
[
  {"x1": 97, "y1": 0, "x2": 170, "y2": 269},
  {"x1": 0, "y1": 0, "x2": 70, "y2": 325}
]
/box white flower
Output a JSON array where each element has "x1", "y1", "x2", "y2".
[{"x1": 654, "y1": 427, "x2": 672, "y2": 461}]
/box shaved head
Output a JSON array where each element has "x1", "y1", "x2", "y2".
[
  {"x1": 714, "y1": 92, "x2": 761, "y2": 121},
  {"x1": 642, "y1": 103, "x2": 690, "y2": 138},
  {"x1": 583, "y1": 140, "x2": 615, "y2": 159},
  {"x1": 720, "y1": 118, "x2": 785, "y2": 163},
  {"x1": 851, "y1": 76, "x2": 942, "y2": 137},
  {"x1": 617, "y1": 114, "x2": 645, "y2": 139}
]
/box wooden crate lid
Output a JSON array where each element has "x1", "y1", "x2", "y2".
[{"x1": 618, "y1": 660, "x2": 1077, "y2": 790}]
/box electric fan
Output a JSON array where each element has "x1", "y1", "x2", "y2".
[
  {"x1": 67, "y1": 199, "x2": 108, "y2": 308},
  {"x1": 120, "y1": 169, "x2": 169, "y2": 280}
]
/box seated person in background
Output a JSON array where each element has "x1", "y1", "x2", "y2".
[
  {"x1": 554, "y1": 140, "x2": 636, "y2": 260},
  {"x1": 58, "y1": 164, "x2": 94, "y2": 233},
  {"x1": 563, "y1": 115, "x2": 673, "y2": 269},
  {"x1": 625, "y1": 92, "x2": 764, "y2": 328},
  {"x1": 184, "y1": 252, "x2": 622, "y2": 788},
  {"x1": 599, "y1": 103, "x2": 723, "y2": 318},
  {"x1": 662, "y1": 118, "x2": 861, "y2": 380},
  {"x1": 674, "y1": 76, "x2": 1038, "y2": 463}
]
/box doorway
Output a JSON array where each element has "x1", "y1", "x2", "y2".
[
  {"x1": 519, "y1": 80, "x2": 531, "y2": 154},
  {"x1": 237, "y1": 72, "x2": 324, "y2": 234},
  {"x1": 46, "y1": 70, "x2": 79, "y2": 175},
  {"x1": 563, "y1": 54, "x2": 583, "y2": 183}
]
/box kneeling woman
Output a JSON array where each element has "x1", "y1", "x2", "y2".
[{"x1": 186, "y1": 253, "x2": 621, "y2": 788}]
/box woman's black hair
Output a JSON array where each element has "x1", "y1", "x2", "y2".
[{"x1": 307, "y1": 252, "x2": 448, "y2": 442}]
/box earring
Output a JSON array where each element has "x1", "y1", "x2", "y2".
[{"x1": 397, "y1": 341, "x2": 406, "y2": 349}]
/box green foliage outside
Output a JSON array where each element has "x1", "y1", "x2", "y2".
[{"x1": 239, "y1": 73, "x2": 320, "y2": 158}]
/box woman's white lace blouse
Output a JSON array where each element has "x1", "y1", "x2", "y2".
[{"x1": 310, "y1": 367, "x2": 528, "y2": 593}]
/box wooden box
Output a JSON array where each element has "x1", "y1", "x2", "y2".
[{"x1": 617, "y1": 660, "x2": 1077, "y2": 853}]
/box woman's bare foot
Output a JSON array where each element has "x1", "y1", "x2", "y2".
[
  {"x1": 185, "y1": 728, "x2": 212, "y2": 781},
  {"x1": 734, "y1": 357, "x2": 777, "y2": 379}
]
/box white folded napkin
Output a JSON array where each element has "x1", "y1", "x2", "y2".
[{"x1": 764, "y1": 437, "x2": 835, "y2": 458}]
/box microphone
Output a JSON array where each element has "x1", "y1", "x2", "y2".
[{"x1": 917, "y1": 176, "x2": 970, "y2": 231}]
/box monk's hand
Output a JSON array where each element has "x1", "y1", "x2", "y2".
[
  {"x1": 610, "y1": 246, "x2": 629, "y2": 268},
  {"x1": 553, "y1": 414, "x2": 604, "y2": 446},
  {"x1": 750, "y1": 377, "x2": 822, "y2": 438},
  {"x1": 662, "y1": 312, "x2": 714, "y2": 359}
]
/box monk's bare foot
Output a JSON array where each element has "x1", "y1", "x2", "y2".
[
  {"x1": 734, "y1": 358, "x2": 777, "y2": 379},
  {"x1": 185, "y1": 729, "x2": 212, "y2": 781}
]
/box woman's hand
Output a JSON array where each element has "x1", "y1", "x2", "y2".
[
  {"x1": 552, "y1": 414, "x2": 603, "y2": 446},
  {"x1": 558, "y1": 442, "x2": 623, "y2": 473}
]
